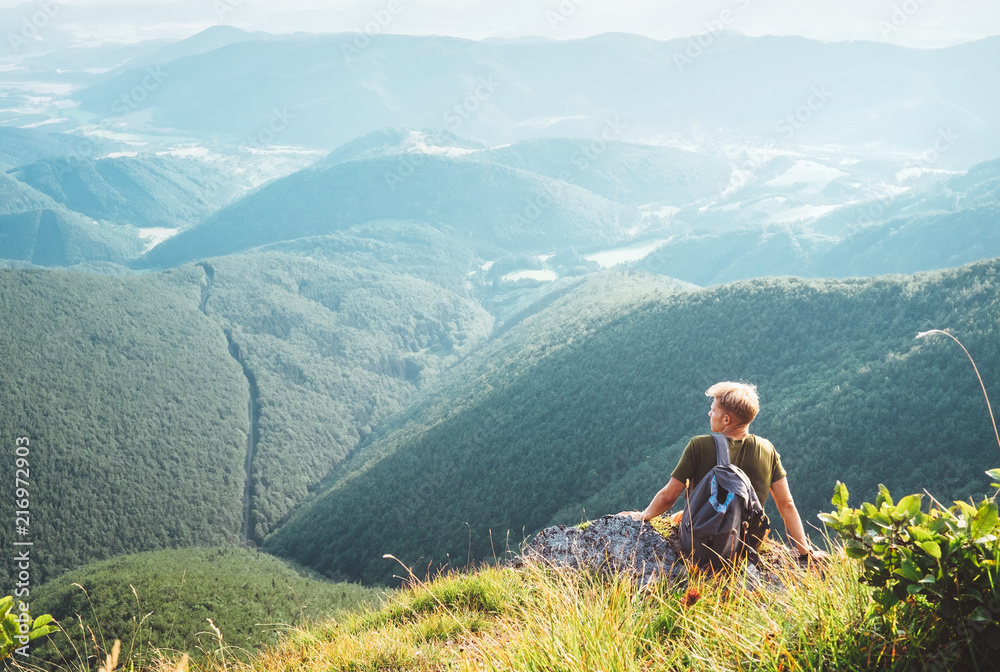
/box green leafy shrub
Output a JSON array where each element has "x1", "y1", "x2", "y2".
[
  {"x1": 820, "y1": 471, "x2": 1000, "y2": 643},
  {"x1": 0, "y1": 595, "x2": 57, "y2": 661}
]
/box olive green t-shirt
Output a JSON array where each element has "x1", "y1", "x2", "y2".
[{"x1": 670, "y1": 434, "x2": 787, "y2": 505}]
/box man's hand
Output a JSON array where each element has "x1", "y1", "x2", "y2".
[
  {"x1": 617, "y1": 510, "x2": 645, "y2": 521},
  {"x1": 796, "y1": 549, "x2": 832, "y2": 566}
]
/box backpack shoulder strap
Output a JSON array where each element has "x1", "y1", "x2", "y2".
[{"x1": 712, "y1": 432, "x2": 730, "y2": 466}]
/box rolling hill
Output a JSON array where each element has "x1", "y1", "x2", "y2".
[
  {"x1": 476, "y1": 138, "x2": 732, "y2": 206},
  {"x1": 0, "y1": 127, "x2": 118, "y2": 171},
  {"x1": 143, "y1": 155, "x2": 639, "y2": 267},
  {"x1": 252, "y1": 222, "x2": 478, "y2": 296},
  {"x1": 9, "y1": 153, "x2": 242, "y2": 229},
  {"x1": 0, "y1": 208, "x2": 144, "y2": 266},
  {"x1": 0, "y1": 251, "x2": 493, "y2": 584},
  {"x1": 0, "y1": 171, "x2": 61, "y2": 214},
  {"x1": 29, "y1": 547, "x2": 379, "y2": 666},
  {"x1": 628, "y1": 157, "x2": 1000, "y2": 285}
]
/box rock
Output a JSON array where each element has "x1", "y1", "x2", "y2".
[
  {"x1": 511, "y1": 514, "x2": 687, "y2": 585},
  {"x1": 512, "y1": 514, "x2": 801, "y2": 588}
]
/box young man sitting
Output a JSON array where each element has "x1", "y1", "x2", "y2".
[{"x1": 622, "y1": 381, "x2": 823, "y2": 564}]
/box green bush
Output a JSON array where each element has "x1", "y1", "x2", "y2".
[{"x1": 820, "y1": 472, "x2": 1000, "y2": 647}]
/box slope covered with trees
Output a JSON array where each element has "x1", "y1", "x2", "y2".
[
  {"x1": 0, "y1": 127, "x2": 117, "y2": 171},
  {"x1": 0, "y1": 267, "x2": 249, "y2": 586},
  {"x1": 0, "y1": 172, "x2": 61, "y2": 215},
  {"x1": 0, "y1": 209, "x2": 144, "y2": 266},
  {"x1": 253, "y1": 222, "x2": 477, "y2": 296},
  {"x1": 267, "y1": 262, "x2": 1000, "y2": 585},
  {"x1": 181, "y1": 252, "x2": 494, "y2": 541},
  {"x1": 0, "y1": 252, "x2": 494, "y2": 587}
]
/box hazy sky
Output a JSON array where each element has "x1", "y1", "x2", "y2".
[{"x1": 3, "y1": 0, "x2": 999, "y2": 48}]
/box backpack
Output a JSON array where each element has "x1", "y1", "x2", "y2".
[{"x1": 679, "y1": 433, "x2": 770, "y2": 570}]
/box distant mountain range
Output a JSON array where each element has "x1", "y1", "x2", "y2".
[{"x1": 61, "y1": 31, "x2": 1000, "y2": 165}]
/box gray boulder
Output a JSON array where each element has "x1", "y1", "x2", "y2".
[
  {"x1": 512, "y1": 514, "x2": 687, "y2": 585},
  {"x1": 513, "y1": 514, "x2": 801, "y2": 588}
]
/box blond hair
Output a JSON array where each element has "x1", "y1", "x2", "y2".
[{"x1": 706, "y1": 381, "x2": 759, "y2": 425}]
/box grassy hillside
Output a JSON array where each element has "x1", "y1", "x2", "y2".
[
  {"x1": 267, "y1": 262, "x2": 1000, "y2": 585},
  {"x1": 60, "y1": 551, "x2": 994, "y2": 672},
  {"x1": 143, "y1": 156, "x2": 639, "y2": 267},
  {"x1": 28, "y1": 547, "x2": 380, "y2": 667},
  {"x1": 0, "y1": 267, "x2": 249, "y2": 585},
  {"x1": 186, "y1": 253, "x2": 494, "y2": 541}
]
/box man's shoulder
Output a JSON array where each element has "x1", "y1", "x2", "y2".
[
  {"x1": 748, "y1": 434, "x2": 777, "y2": 451},
  {"x1": 687, "y1": 434, "x2": 716, "y2": 450},
  {"x1": 746, "y1": 434, "x2": 782, "y2": 462}
]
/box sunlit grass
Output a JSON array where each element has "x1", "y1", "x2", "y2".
[{"x1": 24, "y1": 550, "x2": 974, "y2": 672}]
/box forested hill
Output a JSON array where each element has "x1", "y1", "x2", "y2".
[
  {"x1": 142, "y1": 155, "x2": 638, "y2": 267},
  {"x1": 267, "y1": 261, "x2": 1000, "y2": 585},
  {"x1": 0, "y1": 267, "x2": 249, "y2": 586}
]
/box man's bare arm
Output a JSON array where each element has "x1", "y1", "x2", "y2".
[
  {"x1": 770, "y1": 477, "x2": 811, "y2": 555},
  {"x1": 620, "y1": 477, "x2": 686, "y2": 522}
]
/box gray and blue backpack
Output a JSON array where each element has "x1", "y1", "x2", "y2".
[{"x1": 679, "y1": 433, "x2": 770, "y2": 570}]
